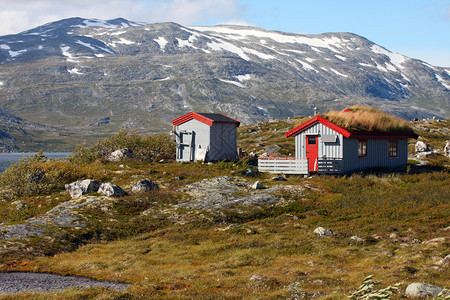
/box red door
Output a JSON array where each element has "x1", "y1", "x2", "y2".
[{"x1": 306, "y1": 135, "x2": 318, "y2": 172}]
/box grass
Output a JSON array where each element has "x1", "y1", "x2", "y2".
[
  {"x1": 0, "y1": 119, "x2": 448, "y2": 299},
  {"x1": 321, "y1": 105, "x2": 414, "y2": 133}
]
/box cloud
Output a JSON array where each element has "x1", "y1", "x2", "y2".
[{"x1": 0, "y1": 0, "x2": 240, "y2": 35}]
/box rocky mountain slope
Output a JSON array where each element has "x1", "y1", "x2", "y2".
[{"x1": 0, "y1": 18, "x2": 448, "y2": 150}]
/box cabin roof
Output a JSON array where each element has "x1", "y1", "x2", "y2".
[
  {"x1": 285, "y1": 115, "x2": 418, "y2": 139},
  {"x1": 172, "y1": 112, "x2": 240, "y2": 127}
]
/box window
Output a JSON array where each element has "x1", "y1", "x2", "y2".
[
  {"x1": 308, "y1": 137, "x2": 316, "y2": 145},
  {"x1": 358, "y1": 140, "x2": 367, "y2": 157},
  {"x1": 389, "y1": 140, "x2": 398, "y2": 157}
]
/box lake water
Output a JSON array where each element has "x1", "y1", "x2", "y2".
[{"x1": 0, "y1": 152, "x2": 71, "y2": 173}]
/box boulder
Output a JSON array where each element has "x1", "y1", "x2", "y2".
[
  {"x1": 405, "y1": 283, "x2": 443, "y2": 297},
  {"x1": 444, "y1": 140, "x2": 450, "y2": 158},
  {"x1": 65, "y1": 179, "x2": 102, "y2": 198},
  {"x1": 313, "y1": 227, "x2": 335, "y2": 238},
  {"x1": 132, "y1": 179, "x2": 158, "y2": 193},
  {"x1": 415, "y1": 141, "x2": 430, "y2": 152},
  {"x1": 251, "y1": 181, "x2": 264, "y2": 189},
  {"x1": 98, "y1": 182, "x2": 127, "y2": 197},
  {"x1": 108, "y1": 148, "x2": 133, "y2": 162},
  {"x1": 264, "y1": 145, "x2": 280, "y2": 155},
  {"x1": 243, "y1": 168, "x2": 257, "y2": 177},
  {"x1": 272, "y1": 176, "x2": 287, "y2": 181},
  {"x1": 416, "y1": 151, "x2": 435, "y2": 158}
]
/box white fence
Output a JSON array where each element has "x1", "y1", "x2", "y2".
[{"x1": 258, "y1": 157, "x2": 309, "y2": 175}]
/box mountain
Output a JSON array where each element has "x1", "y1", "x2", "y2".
[{"x1": 0, "y1": 17, "x2": 448, "y2": 150}]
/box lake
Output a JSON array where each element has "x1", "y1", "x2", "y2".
[{"x1": 0, "y1": 152, "x2": 71, "y2": 173}]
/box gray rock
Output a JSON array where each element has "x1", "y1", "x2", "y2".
[
  {"x1": 272, "y1": 176, "x2": 287, "y2": 181},
  {"x1": 444, "y1": 140, "x2": 450, "y2": 158},
  {"x1": 252, "y1": 181, "x2": 264, "y2": 189},
  {"x1": 107, "y1": 148, "x2": 133, "y2": 162},
  {"x1": 264, "y1": 145, "x2": 280, "y2": 155},
  {"x1": 313, "y1": 227, "x2": 335, "y2": 238},
  {"x1": 242, "y1": 168, "x2": 257, "y2": 177},
  {"x1": 65, "y1": 179, "x2": 102, "y2": 198},
  {"x1": 415, "y1": 141, "x2": 430, "y2": 152},
  {"x1": 405, "y1": 283, "x2": 443, "y2": 297},
  {"x1": 132, "y1": 179, "x2": 158, "y2": 193},
  {"x1": 98, "y1": 182, "x2": 127, "y2": 197},
  {"x1": 416, "y1": 151, "x2": 435, "y2": 158}
]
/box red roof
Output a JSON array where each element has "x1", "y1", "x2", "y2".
[
  {"x1": 285, "y1": 115, "x2": 417, "y2": 139},
  {"x1": 172, "y1": 112, "x2": 240, "y2": 127}
]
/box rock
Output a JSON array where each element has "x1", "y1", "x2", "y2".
[
  {"x1": 65, "y1": 179, "x2": 102, "y2": 198},
  {"x1": 415, "y1": 141, "x2": 430, "y2": 152},
  {"x1": 271, "y1": 176, "x2": 287, "y2": 181},
  {"x1": 436, "y1": 254, "x2": 450, "y2": 266},
  {"x1": 98, "y1": 182, "x2": 127, "y2": 197},
  {"x1": 243, "y1": 168, "x2": 257, "y2": 177},
  {"x1": 251, "y1": 181, "x2": 264, "y2": 189},
  {"x1": 444, "y1": 140, "x2": 450, "y2": 158},
  {"x1": 132, "y1": 179, "x2": 158, "y2": 193},
  {"x1": 249, "y1": 274, "x2": 274, "y2": 286},
  {"x1": 107, "y1": 148, "x2": 133, "y2": 162},
  {"x1": 416, "y1": 151, "x2": 435, "y2": 158},
  {"x1": 313, "y1": 227, "x2": 335, "y2": 238},
  {"x1": 264, "y1": 144, "x2": 280, "y2": 155},
  {"x1": 405, "y1": 283, "x2": 443, "y2": 297}
]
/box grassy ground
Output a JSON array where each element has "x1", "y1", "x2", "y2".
[{"x1": 0, "y1": 118, "x2": 448, "y2": 299}]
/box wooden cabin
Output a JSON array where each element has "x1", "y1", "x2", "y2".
[
  {"x1": 171, "y1": 112, "x2": 240, "y2": 162},
  {"x1": 259, "y1": 108, "x2": 417, "y2": 175}
]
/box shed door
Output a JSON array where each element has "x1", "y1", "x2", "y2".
[
  {"x1": 179, "y1": 131, "x2": 195, "y2": 161},
  {"x1": 306, "y1": 135, "x2": 318, "y2": 172}
]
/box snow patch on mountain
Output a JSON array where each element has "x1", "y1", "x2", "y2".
[
  {"x1": 61, "y1": 45, "x2": 79, "y2": 62},
  {"x1": 371, "y1": 45, "x2": 407, "y2": 69},
  {"x1": 330, "y1": 68, "x2": 348, "y2": 77},
  {"x1": 243, "y1": 47, "x2": 275, "y2": 60},
  {"x1": 110, "y1": 31, "x2": 127, "y2": 36},
  {"x1": 236, "y1": 74, "x2": 252, "y2": 81},
  {"x1": 9, "y1": 50, "x2": 27, "y2": 57},
  {"x1": 296, "y1": 59, "x2": 317, "y2": 72},
  {"x1": 435, "y1": 74, "x2": 450, "y2": 89},
  {"x1": 109, "y1": 38, "x2": 135, "y2": 47},
  {"x1": 207, "y1": 40, "x2": 249, "y2": 60},
  {"x1": 154, "y1": 37, "x2": 168, "y2": 51},
  {"x1": 0, "y1": 44, "x2": 11, "y2": 50},
  {"x1": 76, "y1": 40, "x2": 97, "y2": 51},
  {"x1": 68, "y1": 68, "x2": 82, "y2": 75},
  {"x1": 219, "y1": 79, "x2": 245, "y2": 88}
]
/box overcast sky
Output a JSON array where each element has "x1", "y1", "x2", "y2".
[{"x1": 0, "y1": 0, "x2": 449, "y2": 67}]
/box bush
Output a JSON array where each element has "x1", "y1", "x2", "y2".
[
  {"x1": 0, "y1": 152, "x2": 105, "y2": 200},
  {"x1": 68, "y1": 130, "x2": 176, "y2": 164}
]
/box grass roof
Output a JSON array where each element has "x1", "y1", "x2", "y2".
[{"x1": 320, "y1": 105, "x2": 415, "y2": 133}]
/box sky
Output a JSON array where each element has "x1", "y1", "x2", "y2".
[{"x1": 0, "y1": 0, "x2": 449, "y2": 67}]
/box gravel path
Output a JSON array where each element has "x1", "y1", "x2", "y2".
[{"x1": 0, "y1": 272, "x2": 130, "y2": 294}]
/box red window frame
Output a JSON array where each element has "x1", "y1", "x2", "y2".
[
  {"x1": 358, "y1": 140, "x2": 367, "y2": 157},
  {"x1": 388, "y1": 140, "x2": 398, "y2": 157}
]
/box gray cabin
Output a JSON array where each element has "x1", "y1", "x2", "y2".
[
  {"x1": 259, "y1": 115, "x2": 417, "y2": 175},
  {"x1": 171, "y1": 112, "x2": 240, "y2": 162}
]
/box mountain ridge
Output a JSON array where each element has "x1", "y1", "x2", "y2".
[{"x1": 0, "y1": 17, "x2": 448, "y2": 150}]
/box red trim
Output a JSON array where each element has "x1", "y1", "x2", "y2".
[
  {"x1": 285, "y1": 115, "x2": 418, "y2": 139},
  {"x1": 172, "y1": 112, "x2": 240, "y2": 127},
  {"x1": 285, "y1": 116, "x2": 351, "y2": 138}
]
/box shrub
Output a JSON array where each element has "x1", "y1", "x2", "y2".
[
  {"x1": 0, "y1": 152, "x2": 105, "y2": 200},
  {"x1": 68, "y1": 130, "x2": 176, "y2": 164}
]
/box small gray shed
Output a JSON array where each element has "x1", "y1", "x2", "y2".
[{"x1": 171, "y1": 112, "x2": 240, "y2": 162}]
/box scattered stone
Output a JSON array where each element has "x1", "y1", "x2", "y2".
[
  {"x1": 415, "y1": 141, "x2": 430, "y2": 153},
  {"x1": 98, "y1": 182, "x2": 127, "y2": 197},
  {"x1": 313, "y1": 227, "x2": 335, "y2": 238},
  {"x1": 132, "y1": 179, "x2": 158, "y2": 193},
  {"x1": 65, "y1": 179, "x2": 102, "y2": 198},
  {"x1": 444, "y1": 140, "x2": 450, "y2": 158},
  {"x1": 249, "y1": 274, "x2": 278, "y2": 286},
  {"x1": 285, "y1": 281, "x2": 307, "y2": 299},
  {"x1": 272, "y1": 176, "x2": 286, "y2": 181},
  {"x1": 243, "y1": 168, "x2": 257, "y2": 177},
  {"x1": 107, "y1": 148, "x2": 133, "y2": 162},
  {"x1": 405, "y1": 283, "x2": 443, "y2": 297},
  {"x1": 252, "y1": 181, "x2": 264, "y2": 189},
  {"x1": 436, "y1": 254, "x2": 450, "y2": 266}
]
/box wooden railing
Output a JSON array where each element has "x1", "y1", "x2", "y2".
[
  {"x1": 258, "y1": 157, "x2": 309, "y2": 175},
  {"x1": 317, "y1": 158, "x2": 344, "y2": 173}
]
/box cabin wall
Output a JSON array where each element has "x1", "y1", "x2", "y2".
[
  {"x1": 294, "y1": 123, "x2": 344, "y2": 159},
  {"x1": 208, "y1": 123, "x2": 238, "y2": 161},
  {"x1": 175, "y1": 119, "x2": 210, "y2": 162},
  {"x1": 343, "y1": 138, "x2": 408, "y2": 172}
]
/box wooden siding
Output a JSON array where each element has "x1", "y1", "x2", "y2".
[
  {"x1": 175, "y1": 119, "x2": 210, "y2": 162},
  {"x1": 343, "y1": 138, "x2": 408, "y2": 172},
  {"x1": 294, "y1": 122, "x2": 344, "y2": 159},
  {"x1": 258, "y1": 158, "x2": 308, "y2": 175},
  {"x1": 208, "y1": 123, "x2": 238, "y2": 161}
]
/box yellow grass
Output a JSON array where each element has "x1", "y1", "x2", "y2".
[{"x1": 322, "y1": 106, "x2": 414, "y2": 133}]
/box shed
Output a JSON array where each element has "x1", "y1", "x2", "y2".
[
  {"x1": 259, "y1": 107, "x2": 418, "y2": 174},
  {"x1": 171, "y1": 112, "x2": 240, "y2": 162}
]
